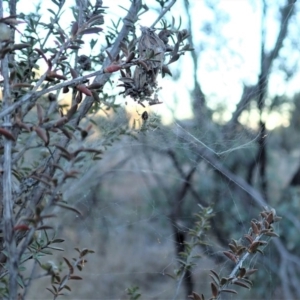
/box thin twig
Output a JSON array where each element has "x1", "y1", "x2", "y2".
[
  {"x1": 0, "y1": 0, "x2": 18, "y2": 297},
  {"x1": 150, "y1": 0, "x2": 177, "y2": 28}
]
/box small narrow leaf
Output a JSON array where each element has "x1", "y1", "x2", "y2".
[
  {"x1": 13, "y1": 225, "x2": 30, "y2": 231},
  {"x1": 51, "y1": 239, "x2": 65, "y2": 244},
  {"x1": 126, "y1": 51, "x2": 135, "y2": 63},
  {"x1": 71, "y1": 21, "x2": 78, "y2": 36},
  {"x1": 238, "y1": 267, "x2": 246, "y2": 278},
  {"x1": 105, "y1": 50, "x2": 114, "y2": 62},
  {"x1": 209, "y1": 270, "x2": 220, "y2": 286},
  {"x1": 251, "y1": 221, "x2": 259, "y2": 235},
  {"x1": 220, "y1": 289, "x2": 238, "y2": 294},
  {"x1": 104, "y1": 64, "x2": 121, "y2": 73},
  {"x1": 245, "y1": 269, "x2": 258, "y2": 276},
  {"x1": 168, "y1": 53, "x2": 181, "y2": 65},
  {"x1": 211, "y1": 282, "x2": 219, "y2": 298},
  {"x1": 223, "y1": 251, "x2": 237, "y2": 263},
  {"x1": 36, "y1": 225, "x2": 54, "y2": 230},
  {"x1": 47, "y1": 246, "x2": 64, "y2": 251},
  {"x1": 54, "y1": 117, "x2": 68, "y2": 127},
  {"x1": 263, "y1": 231, "x2": 279, "y2": 237},
  {"x1": 34, "y1": 126, "x2": 49, "y2": 145},
  {"x1": 46, "y1": 288, "x2": 56, "y2": 296},
  {"x1": 55, "y1": 202, "x2": 82, "y2": 216},
  {"x1": 63, "y1": 257, "x2": 74, "y2": 274},
  {"x1": 233, "y1": 280, "x2": 251, "y2": 289},
  {"x1": 36, "y1": 103, "x2": 44, "y2": 125},
  {"x1": 79, "y1": 27, "x2": 103, "y2": 35},
  {"x1": 76, "y1": 84, "x2": 92, "y2": 96},
  {"x1": 69, "y1": 275, "x2": 82, "y2": 280},
  {"x1": 87, "y1": 82, "x2": 103, "y2": 90},
  {"x1": 188, "y1": 292, "x2": 204, "y2": 300},
  {"x1": 59, "y1": 275, "x2": 69, "y2": 290},
  {"x1": 70, "y1": 67, "x2": 78, "y2": 79},
  {"x1": 66, "y1": 104, "x2": 78, "y2": 119},
  {"x1": 0, "y1": 127, "x2": 15, "y2": 141}
]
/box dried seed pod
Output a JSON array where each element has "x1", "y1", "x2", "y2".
[
  {"x1": 138, "y1": 26, "x2": 165, "y2": 72},
  {"x1": 120, "y1": 27, "x2": 169, "y2": 103},
  {"x1": 78, "y1": 55, "x2": 92, "y2": 71},
  {"x1": 141, "y1": 111, "x2": 148, "y2": 121}
]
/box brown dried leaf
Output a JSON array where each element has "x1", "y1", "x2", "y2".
[
  {"x1": 76, "y1": 91, "x2": 83, "y2": 103},
  {"x1": 63, "y1": 257, "x2": 74, "y2": 275},
  {"x1": 238, "y1": 268, "x2": 246, "y2": 278},
  {"x1": 223, "y1": 251, "x2": 237, "y2": 263},
  {"x1": 220, "y1": 277, "x2": 231, "y2": 286},
  {"x1": 251, "y1": 221, "x2": 259, "y2": 235},
  {"x1": 70, "y1": 67, "x2": 78, "y2": 79},
  {"x1": 15, "y1": 120, "x2": 31, "y2": 132},
  {"x1": 36, "y1": 103, "x2": 44, "y2": 125},
  {"x1": 228, "y1": 243, "x2": 237, "y2": 253},
  {"x1": 263, "y1": 220, "x2": 270, "y2": 229},
  {"x1": 0, "y1": 127, "x2": 15, "y2": 141},
  {"x1": 244, "y1": 234, "x2": 254, "y2": 244},
  {"x1": 266, "y1": 212, "x2": 274, "y2": 225},
  {"x1": 54, "y1": 144, "x2": 72, "y2": 159},
  {"x1": 236, "y1": 246, "x2": 246, "y2": 256},
  {"x1": 34, "y1": 48, "x2": 50, "y2": 68},
  {"x1": 137, "y1": 60, "x2": 149, "y2": 71},
  {"x1": 260, "y1": 211, "x2": 268, "y2": 219},
  {"x1": 263, "y1": 231, "x2": 279, "y2": 237},
  {"x1": 34, "y1": 126, "x2": 49, "y2": 145},
  {"x1": 13, "y1": 224, "x2": 30, "y2": 231},
  {"x1": 30, "y1": 175, "x2": 52, "y2": 186},
  {"x1": 233, "y1": 280, "x2": 251, "y2": 289},
  {"x1": 104, "y1": 64, "x2": 122, "y2": 73},
  {"x1": 66, "y1": 104, "x2": 78, "y2": 120},
  {"x1": 47, "y1": 71, "x2": 67, "y2": 80},
  {"x1": 54, "y1": 117, "x2": 68, "y2": 127},
  {"x1": 69, "y1": 275, "x2": 82, "y2": 280},
  {"x1": 76, "y1": 84, "x2": 92, "y2": 96},
  {"x1": 188, "y1": 292, "x2": 204, "y2": 300},
  {"x1": 11, "y1": 83, "x2": 33, "y2": 89},
  {"x1": 209, "y1": 270, "x2": 220, "y2": 285},
  {"x1": 211, "y1": 282, "x2": 219, "y2": 298}
]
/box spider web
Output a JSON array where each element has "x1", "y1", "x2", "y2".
[{"x1": 25, "y1": 0, "x2": 297, "y2": 299}]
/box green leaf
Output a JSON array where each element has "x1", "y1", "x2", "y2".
[
  {"x1": 47, "y1": 246, "x2": 64, "y2": 251},
  {"x1": 51, "y1": 239, "x2": 65, "y2": 244}
]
